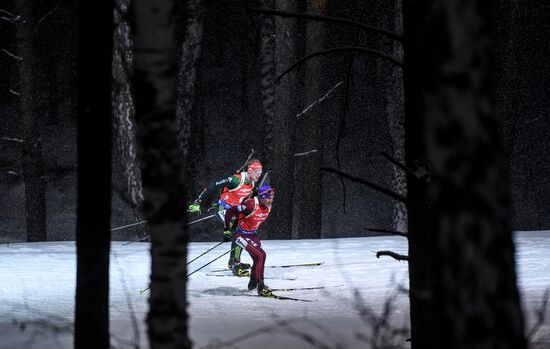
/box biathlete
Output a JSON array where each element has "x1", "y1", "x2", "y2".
[
  {"x1": 223, "y1": 185, "x2": 275, "y2": 297},
  {"x1": 187, "y1": 159, "x2": 263, "y2": 276}
]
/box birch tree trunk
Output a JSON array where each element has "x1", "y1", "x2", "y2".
[
  {"x1": 74, "y1": 0, "x2": 114, "y2": 347},
  {"x1": 403, "y1": 0, "x2": 526, "y2": 347},
  {"x1": 176, "y1": 0, "x2": 204, "y2": 204},
  {"x1": 112, "y1": 0, "x2": 145, "y2": 233},
  {"x1": 16, "y1": 0, "x2": 47, "y2": 242},
  {"x1": 176, "y1": 0, "x2": 204, "y2": 162},
  {"x1": 131, "y1": 0, "x2": 191, "y2": 347}
]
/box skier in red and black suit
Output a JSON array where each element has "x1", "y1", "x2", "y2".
[
  {"x1": 224, "y1": 185, "x2": 275, "y2": 297},
  {"x1": 188, "y1": 159, "x2": 263, "y2": 276}
]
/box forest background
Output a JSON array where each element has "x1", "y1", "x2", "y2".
[{"x1": 1, "y1": 0, "x2": 549, "y2": 244}]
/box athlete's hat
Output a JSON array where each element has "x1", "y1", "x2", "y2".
[
  {"x1": 258, "y1": 185, "x2": 274, "y2": 198},
  {"x1": 248, "y1": 161, "x2": 262, "y2": 172}
]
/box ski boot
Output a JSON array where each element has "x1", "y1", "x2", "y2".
[
  {"x1": 232, "y1": 263, "x2": 250, "y2": 277},
  {"x1": 257, "y1": 282, "x2": 273, "y2": 297},
  {"x1": 248, "y1": 276, "x2": 258, "y2": 291}
]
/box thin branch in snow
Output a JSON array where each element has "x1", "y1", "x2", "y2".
[
  {"x1": 321, "y1": 167, "x2": 407, "y2": 203},
  {"x1": 9, "y1": 89, "x2": 20, "y2": 96},
  {"x1": 527, "y1": 287, "x2": 550, "y2": 341},
  {"x1": 294, "y1": 149, "x2": 318, "y2": 157},
  {"x1": 111, "y1": 253, "x2": 141, "y2": 349},
  {"x1": 197, "y1": 317, "x2": 306, "y2": 349},
  {"x1": 2, "y1": 49, "x2": 22, "y2": 61},
  {"x1": 375, "y1": 250, "x2": 409, "y2": 261},
  {"x1": 296, "y1": 81, "x2": 342, "y2": 118}
]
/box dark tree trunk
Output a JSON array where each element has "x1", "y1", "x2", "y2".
[
  {"x1": 263, "y1": 0, "x2": 298, "y2": 240},
  {"x1": 293, "y1": 0, "x2": 324, "y2": 239},
  {"x1": 16, "y1": 0, "x2": 47, "y2": 242},
  {"x1": 258, "y1": 0, "x2": 279, "y2": 239},
  {"x1": 74, "y1": 0, "x2": 114, "y2": 348},
  {"x1": 112, "y1": 0, "x2": 145, "y2": 233},
  {"x1": 403, "y1": 1, "x2": 526, "y2": 348},
  {"x1": 131, "y1": 0, "x2": 191, "y2": 347}
]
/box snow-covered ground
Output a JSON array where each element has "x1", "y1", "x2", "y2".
[{"x1": 1, "y1": 231, "x2": 549, "y2": 348}]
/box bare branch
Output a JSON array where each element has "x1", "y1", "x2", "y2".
[
  {"x1": 296, "y1": 81, "x2": 342, "y2": 118},
  {"x1": 0, "y1": 9, "x2": 20, "y2": 23},
  {"x1": 0, "y1": 9, "x2": 16, "y2": 16},
  {"x1": 1, "y1": 137, "x2": 23, "y2": 143},
  {"x1": 34, "y1": 2, "x2": 61, "y2": 30},
  {"x1": 247, "y1": 7, "x2": 402, "y2": 41},
  {"x1": 527, "y1": 288, "x2": 550, "y2": 341},
  {"x1": 379, "y1": 151, "x2": 419, "y2": 180},
  {"x1": 521, "y1": 115, "x2": 546, "y2": 127},
  {"x1": 2, "y1": 49, "x2": 22, "y2": 61},
  {"x1": 294, "y1": 149, "x2": 318, "y2": 157},
  {"x1": 321, "y1": 167, "x2": 407, "y2": 203},
  {"x1": 376, "y1": 250, "x2": 409, "y2": 261},
  {"x1": 366, "y1": 227, "x2": 408, "y2": 238},
  {"x1": 277, "y1": 46, "x2": 402, "y2": 83}
]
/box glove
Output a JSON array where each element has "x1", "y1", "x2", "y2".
[
  {"x1": 187, "y1": 201, "x2": 201, "y2": 213},
  {"x1": 223, "y1": 230, "x2": 232, "y2": 242}
]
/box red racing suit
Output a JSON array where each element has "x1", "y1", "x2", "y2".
[{"x1": 224, "y1": 197, "x2": 272, "y2": 281}]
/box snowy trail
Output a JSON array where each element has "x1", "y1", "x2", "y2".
[{"x1": 0, "y1": 232, "x2": 549, "y2": 348}]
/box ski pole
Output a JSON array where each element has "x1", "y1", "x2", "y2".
[
  {"x1": 187, "y1": 214, "x2": 216, "y2": 225},
  {"x1": 122, "y1": 214, "x2": 218, "y2": 246},
  {"x1": 187, "y1": 248, "x2": 232, "y2": 277},
  {"x1": 122, "y1": 235, "x2": 150, "y2": 246},
  {"x1": 140, "y1": 247, "x2": 232, "y2": 294},
  {"x1": 111, "y1": 220, "x2": 148, "y2": 232},
  {"x1": 187, "y1": 241, "x2": 225, "y2": 266}
]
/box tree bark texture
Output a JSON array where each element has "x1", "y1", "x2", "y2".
[
  {"x1": 403, "y1": 1, "x2": 526, "y2": 348},
  {"x1": 16, "y1": 0, "x2": 47, "y2": 242},
  {"x1": 112, "y1": 0, "x2": 145, "y2": 230},
  {"x1": 74, "y1": 0, "x2": 114, "y2": 348},
  {"x1": 176, "y1": 0, "x2": 204, "y2": 162},
  {"x1": 259, "y1": 0, "x2": 276, "y2": 165},
  {"x1": 265, "y1": 0, "x2": 298, "y2": 240},
  {"x1": 382, "y1": 0, "x2": 407, "y2": 233},
  {"x1": 131, "y1": 0, "x2": 191, "y2": 347},
  {"x1": 175, "y1": 0, "x2": 204, "y2": 209},
  {"x1": 293, "y1": 0, "x2": 324, "y2": 239}
]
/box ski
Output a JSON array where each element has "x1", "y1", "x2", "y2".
[
  {"x1": 269, "y1": 286, "x2": 327, "y2": 292},
  {"x1": 236, "y1": 293, "x2": 314, "y2": 302},
  {"x1": 209, "y1": 262, "x2": 322, "y2": 273},
  {"x1": 206, "y1": 274, "x2": 297, "y2": 281},
  {"x1": 267, "y1": 262, "x2": 323, "y2": 269}
]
